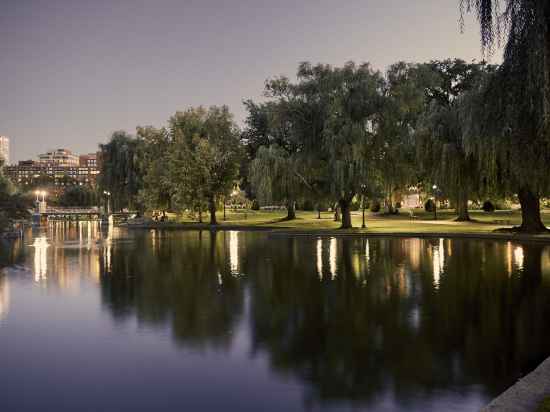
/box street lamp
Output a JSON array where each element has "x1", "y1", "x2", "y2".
[
  {"x1": 35, "y1": 190, "x2": 40, "y2": 203},
  {"x1": 103, "y1": 191, "x2": 111, "y2": 215},
  {"x1": 360, "y1": 184, "x2": 367, "y2": 229},
  {"x1": 432, "y1": 185, "x2": 438, "y2": 220}
]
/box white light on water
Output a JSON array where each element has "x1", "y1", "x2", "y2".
[
  {"x1": 317, "y1": 238, "x2": 323, "y2": 280},
  {"x1": 229, "y1": 231, "x2": 239, "y2": 274},
  {"x1": 365, "y1": 239, "x2": 370, "y2": 269},
  {"x1": 329, "y1": 237, "x2": 337, "y2": 279},
  {"x1": 513, "y1": 246, "x2": 524, "y2": 270},
  {"x1": 432, "y1": 238, "x2": 445, "y2": 289},
  {"x1": 33, "y1": 237, "x2": 49, "y2": 282}
]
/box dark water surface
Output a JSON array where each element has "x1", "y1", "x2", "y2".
[{"x1": 1, "y1": 222, "x2": 550, "y2": 412}]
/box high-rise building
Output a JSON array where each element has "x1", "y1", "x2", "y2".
[{"x1": 0, "y1": 136, "x2": 9, "y2": 165}]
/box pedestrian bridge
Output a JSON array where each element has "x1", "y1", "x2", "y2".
[{"x1": 34, "y1": 207, "x2": 102, "y2": 221}]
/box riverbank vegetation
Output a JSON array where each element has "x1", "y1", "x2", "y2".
[{"x1": 2, "y1": 1, "x2": 549, "y2": 235}]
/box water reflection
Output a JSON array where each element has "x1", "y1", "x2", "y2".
[
  {"x1": 32, "y1": 236, "x2": 49, "y2": 282},
  {"x1": 0, "y1": 274, "x2": 9, "y2": 322},
  {"x1": 2, "y1": 224, "x2": 550, "y2": 412}
]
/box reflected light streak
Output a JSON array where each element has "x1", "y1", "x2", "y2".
[
  {"x1": 0, "y1": 275, "x2": 9, "y2": 322},
  {"x1": 329, "y1": 237, "x2": 337, "y2": 279},
  {"x1": 317, "y1": 238, "x2": 323, "y2": 280},
  {"x1": 432, "y1": 238, "x2": 445, "y2": 289},
  {"x1": 33, "y1": 236, "x2": 49, "y2": 282},
  {"x1": 229, "y1": 231, "x2": 239, "y2": 274},
  {"x1": 513, "y1": 246, "x2": 524, "y2": 270}
]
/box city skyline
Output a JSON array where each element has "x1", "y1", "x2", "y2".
[{"x1": 2, "y1": 0, "x2": 497, "y2": 162}]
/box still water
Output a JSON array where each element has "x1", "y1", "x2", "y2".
[{"x1": 1, "y1": 222, "x2": 550, "y2": 412}]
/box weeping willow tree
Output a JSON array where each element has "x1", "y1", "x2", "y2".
[
  {"x1": 377, "y1": 62, "x2": 436, "y2": 214},
  {"x1": 418, "y1": 60, "x2": 494, "y2": 221},
  {"x1": 289, "y1": 62, "x2": 384, "y2": 229},
  {"x1": 249, "y1": 145, "x2": 303, "y2": 220},
  {"x1": 98, "y1": 131, "x2": 143, "y2": 212},
  {"x1": 461, "y1": 0, "x2": 550, "y2": 231}
]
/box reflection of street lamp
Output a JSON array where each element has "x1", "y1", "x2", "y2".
[
  {"x1": 34, "y1": 190, "x2": 40, "y2": 203},
  {"x1": 40, "y1": 191, "x2": 47, "y2": 202},
  {"x1": 432, "y1": 185, "x2": 438, "y2": 220}
]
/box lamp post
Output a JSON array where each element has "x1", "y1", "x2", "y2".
[
  {"x1": 361, "y1": 184, "x2": 367, "y2": 229},
  {"x1": 35, "y1": 190, "x2": 40, "y2": 203},
  {"x1": 103, "y1": 191, "x2": 111, "y2": 215},
  {"x1": 432, "y1": 184, "x2": 438, "y2": 220}
]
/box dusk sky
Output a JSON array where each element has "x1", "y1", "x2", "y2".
[{"x1": 1, "y1": 0, "x2": 495, "y2": 162}]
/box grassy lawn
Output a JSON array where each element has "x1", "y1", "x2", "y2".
[{"x1": 164, "y1": 208, "x2": 550, "y2": 235}]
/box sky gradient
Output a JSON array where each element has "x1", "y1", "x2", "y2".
[{"x1": 1, "y1": 0, "x2": 493, "y2": 162}]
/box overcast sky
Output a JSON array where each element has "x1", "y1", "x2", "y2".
[{"x1": 1, "y1": 0, "x2": 495, "y2": 162}]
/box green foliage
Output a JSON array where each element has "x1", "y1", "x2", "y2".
[
  {"x1": 482, "y1": 200, "x2": 495, "y2": 212},
  {"x1": 98, "y1": 131, "x2": 143, "y2": 211},
  {"x1": 370, "y1": 200, "x2": 381, "y2": 213},
  {"x1": 249, "y1": 144, "x2": 302, "y2": 207},
  {"x1": 168, "y1": 106, "x2": 242, "y2": 223},
  {"x1": 58, "y1": 185, "x2": 97, "y2": 207},
  {"x1": 136, "y1": 126, "x2": 173, "y2": 212}
]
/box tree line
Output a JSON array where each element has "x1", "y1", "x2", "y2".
[{"x1": 96, "y1": 0, "x2": 550, "y2": 233}]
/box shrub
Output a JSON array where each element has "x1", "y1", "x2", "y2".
[
  {"x1": 482, "y1": 200, "x2": 495, "y2": 212},
  {"x1": 424, "y1": 199, "x2": 435, "y2": 212},
  {"x1": 301, "y1": 199, "x2": 314, "y2": 211},
  {"x1": 370, "y1": 200, "x2": 381, "y2": 213},
  {"x1": 251, "y1": 199, "x2": 260, "y2": 210},
  {"x1": 350, "y1": 198, "x2": 360, "y2": 211}
]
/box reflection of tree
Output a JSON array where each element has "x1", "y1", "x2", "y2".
[
  {"x1": 247, "y1": 237, "x2": 550, "y2": 406},
  {"x1": 96, "y1": 230, "x2": 550, "y2": 407},
  {"x1": 0, "y1": 237, "x2": 25, "y2": 270},
  {"x1": 99, "y1": 230, "x2": 244, "y2": 349}
]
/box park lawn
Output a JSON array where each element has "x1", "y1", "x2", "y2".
[{"x1": 168, "y1": 208, "x2": 550, "y2": 234}]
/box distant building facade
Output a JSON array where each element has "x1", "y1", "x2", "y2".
[
  {"x1": 0, "y1": 136, "x2": 9, "y2": 165},
  {"x1": 5, "y1": 149, "x2": 100, "y2": 187},
  {"x1": 38, "y1": 148, "x2": 79, "y2": 166}
]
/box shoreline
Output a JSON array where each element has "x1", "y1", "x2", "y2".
[
  {"x1": 482, "y1": 356, "x2": 550, "y2": 411},
  {"x1": 123, "y1": 222, "x2": 550, "y2": 243}
]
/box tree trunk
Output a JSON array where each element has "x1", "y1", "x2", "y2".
[
  {"x1": 209, "y1": 196, "x2": 217, "y2": 225},
  {"x1": 339, "y1": 198, "x2": 353, "y2": 229},
  {"x1": 317, "y1": 207, "x2": 321, "y2": 219},
  {"x1": 455, "y1": 186, "x2": 470, "y2": 221},
  {"x1": 198, "y1": 207, "x2": 203, "y2": 223},
  {"x1": 334, "y1": 203, "x2": 340, "y2": 222},
  {"x1": 286, "y1": 200, "x2": 296, "y2": 220},
  {"x1": 517, "y1": 186, "x2": 547, "y2": 232}
]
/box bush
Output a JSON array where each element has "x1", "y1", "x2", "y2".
[
  {"x1": 482, "y1": 200, "x2": 495, "y2": 212},
  {"x1": 370, "y1": 200, "x2": 381, "y2": 213},
  {"x1": 301, "y1": 199, "x2": 314, "y2": 211},
  {"x1": 425, "y1": 199, "x2": 435, "y2": 212},
  {"x1": 251, "y1": 199, "x2": 260, "y2": 210},
  {"x1": 350, "y1": 198, "x2": 360, "y2": 211}
]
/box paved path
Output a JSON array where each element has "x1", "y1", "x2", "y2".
[{"x1": 482, "y1": 356, "x2": 550, "y2": 411}]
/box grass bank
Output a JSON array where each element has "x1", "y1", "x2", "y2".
[{"x1": 128, "y1": 209, "x2": 550, "y2": 241}]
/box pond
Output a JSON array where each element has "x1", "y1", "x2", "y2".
[{"x1": 1, "y1": 222, "x2": 550, "y2": 412}]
